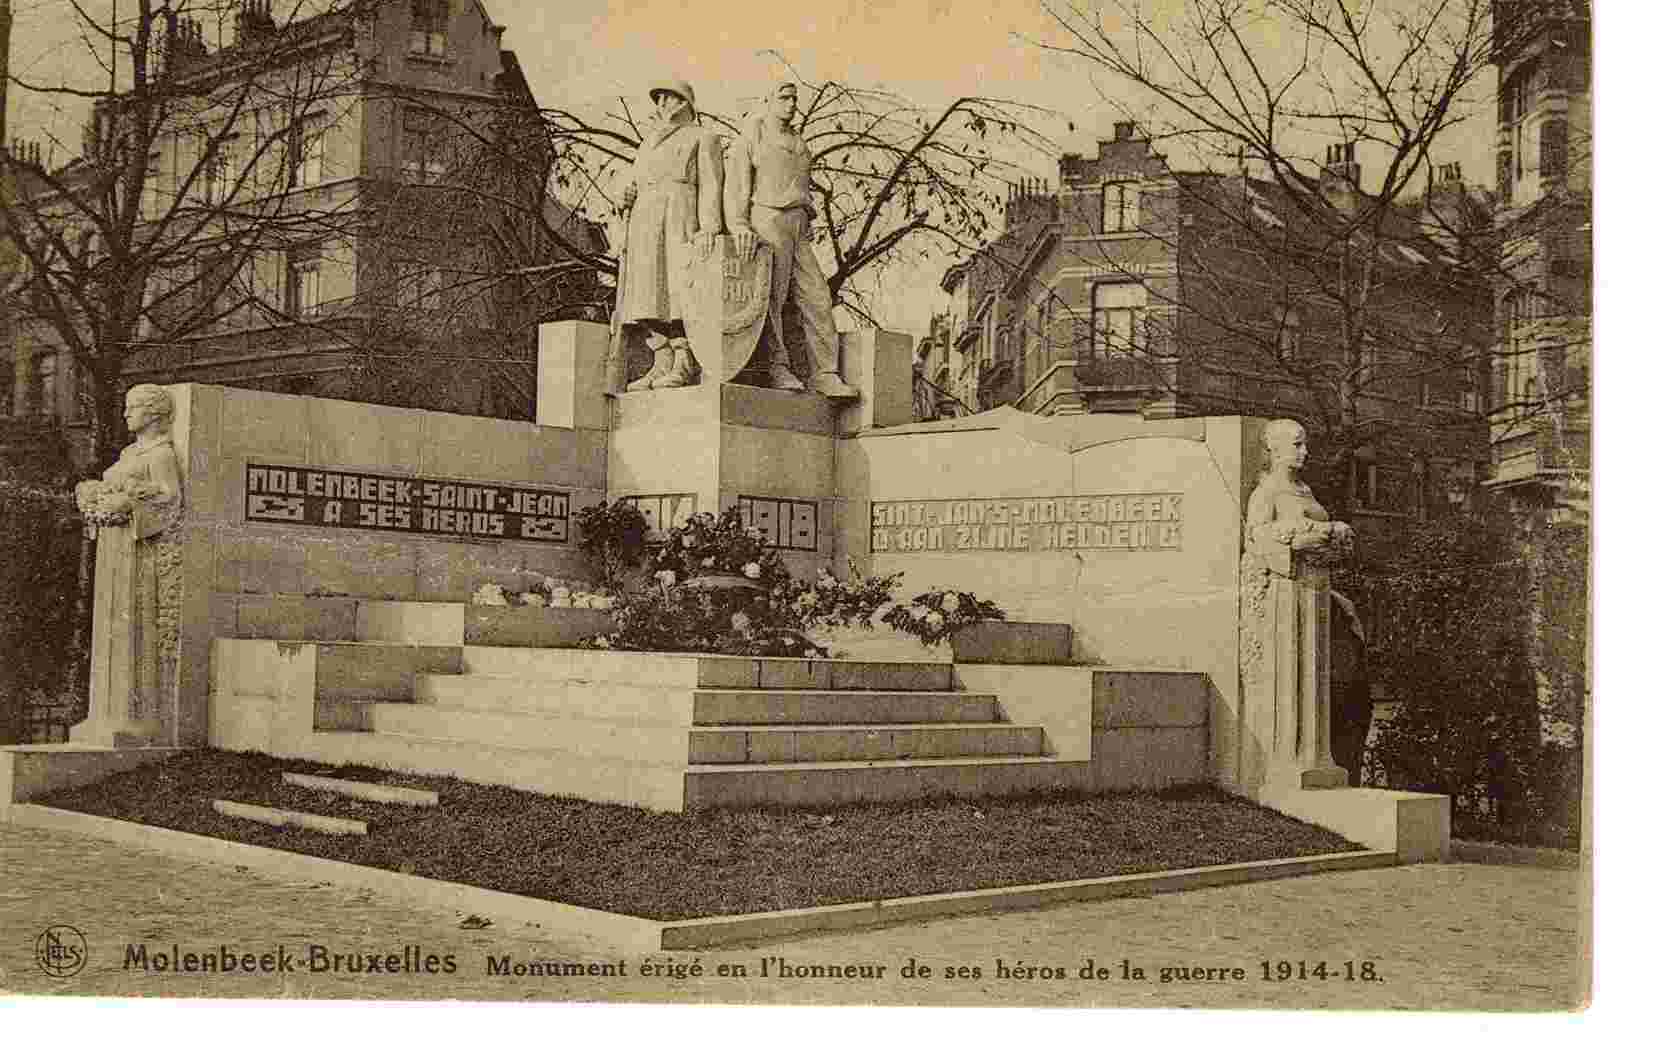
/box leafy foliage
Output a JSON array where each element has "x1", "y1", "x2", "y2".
[
  {"x1": 573, "y1": 500, "x2": 649, "y2": 594},
  {"x1": 1333, "y1": 507, "x2": 1585, "y2": 844},
  {"x1": 881, "y1": 588, "x2": 1006, "y2": 648},
  {"x1": 0, "y1": 476, "x2": 84, "y2": 743}
]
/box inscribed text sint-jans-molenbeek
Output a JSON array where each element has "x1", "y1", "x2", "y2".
[{"x1": 870, "y1": 494, "x2": 1183, "y2": 553}]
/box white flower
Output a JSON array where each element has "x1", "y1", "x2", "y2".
[
  {"x1": 731, "y1": 611, "x2": 752, "y2": 634},
  {"x1": 682, "y1": 535, "x2": 696, "y2": 549},
  {"x1": 654, "y1": 569, "x2": 677, "y2": 587},
  {"x1": 941, "y1": 592, "x2": 960, "y2": 614},
  {"x1": 471, "y1": 583, "x2": 509, "y2": 607},
  {"x1": 520, "y1": 592, "x2": 548, "y2": 608},
  {"x1": 701, "y1": 556, "x2": 716, "y2": 568},
  {"x1": 549, "y1": 597, "x2": 573, "y2": 608},
  {"x1": 743, "y1": 561, "x2": 762, "y2": 579},
  {"x1": 594, "y1": 635, "x2": 612, "y2": 649},
  {"x1": 590, "y1": 595, "x2": 615, "y2": 610},
  {"x1": 925, "y1": 610, "x2": 944, "y2": 628},
  {"x1": 797, "y1": 592, "x2": 819, "y2": 609},
  {"x1": 569, "y1": 593, "x2": 591, "y2": 608}
]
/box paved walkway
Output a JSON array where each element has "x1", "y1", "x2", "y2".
[{"x1": 0, "y1": 822, "x2": 1587, "y2": 1010}]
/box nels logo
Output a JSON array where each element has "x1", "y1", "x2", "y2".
[{"x1": 35, "y1": 924, "x2": 87, "y2": 978}]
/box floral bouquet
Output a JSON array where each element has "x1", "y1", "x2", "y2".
[
  {"x1": 881, "y1": 587, "x2": 1006, "y2": 647},
  {"x1": 650, "y1": 507, "x2": 785, "y2": 587},
  {"x1": 74, "y1": 479, "x2": 136, "y2": 527}
]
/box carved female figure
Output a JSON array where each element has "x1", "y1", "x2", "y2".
[
  {"x1": 1240, "y1": 419, "x2": 1353, "y2": 791},
  {"x1": 74, "y1": 384, "x2": 183, "y2": 742}
]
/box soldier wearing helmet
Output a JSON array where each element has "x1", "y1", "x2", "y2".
[{"x1": 616, "y1": 78, "x2": 726, "y2": 389}]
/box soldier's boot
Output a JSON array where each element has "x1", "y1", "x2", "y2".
[
  {"x1": 626, "y1": 334, "x2": 673, "y2": 392},
  {"x1": 811, "y1": 371, "x2": 860, "y2": 399},
  {"x1": 766, "y1": 354, "x2": 806, "y2": 391},
  {"x1": 652, "y1": 340, "x2": 699, "y2": 388}
]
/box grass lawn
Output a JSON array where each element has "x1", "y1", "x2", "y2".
[{"x1": 36, "y1": 750, "x2": 1365, "y2": 921}]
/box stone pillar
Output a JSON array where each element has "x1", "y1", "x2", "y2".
[
  {"x1": 838, "y1": 329, "x2": 914, "y2": 434},
  {"x1": 536, "y1": 321, "x2": 612, "y2": 431}
]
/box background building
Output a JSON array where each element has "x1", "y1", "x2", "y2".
[
  {"x1": 1, "y1": 0, "x2": 603, "y2": 473},
  {"x1": 1486, "y1": 0, "x2": 1591, "y2": 522},
  {"x1": 937, "y1": 121, "x2": 1492, "y2": 528}
]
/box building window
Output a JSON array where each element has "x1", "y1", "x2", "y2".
[
  {"x1": 401, "y1": 110, "x2": 450, "y2": 183},
  {"x1": 1091, "y1": 282, "x2": 1145, "y2": 358},
  {"x1": 411, "y1": 0, "x2": 449, "y2": 56},
  {"x1": 287, "y1": 247, "x2": 323, "y2": 317},
  {"x1": 140, "y1": 151, "x2": 162, "y2": 220},
  {"x1": 201, "y1": 133, "x2": 238, "y2": 205},
  {"x1": 195, "y1": 249, "x2": 237, "y2": 315},
  {"x1": 1102, "y1": 181, "x2": 1139, "y2": 233},
  {"x1": 1500, "y1": 289, "x2": 1541, "y2": 408},
  {"x1": 291, "y1": 124, "x2": 325, "y2": 188}
]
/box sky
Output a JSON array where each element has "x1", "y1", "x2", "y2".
[{"x1": 0, "y1": 0, "x2": 1510, "y2": 333}]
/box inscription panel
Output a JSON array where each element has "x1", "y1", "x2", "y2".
[
  {"x1": 870, "y1": 494, "x2": 1183, "y2": 554},
  {"x1": 738, "y1": 496, "x2": 818, "y2": 551},
  {"x1": 245, "y1": 463, "x2": 570, "y2": 543},
  {"x1": 620, "y1": 493, "x2": 698, "y2": 541}
]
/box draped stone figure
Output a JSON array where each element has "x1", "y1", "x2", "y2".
[
  {"x1": 1239, "y1": 419, "x2": 1354, "y2": 792},
  {"x1": 613, "y1": 78, "x2": 726, "y2": 391},
  {"x1": 73, "y1": 384, "x2": 184, "y2": 746}
]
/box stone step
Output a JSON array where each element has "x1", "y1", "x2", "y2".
[
  {"x1": 413, "y1": 674, "x2": 694, "y2": 721},
  {"x1": 295, "y1": 730, "x2": 687, "y2": 811},
  {"x1": 459, "y1": 647, "x2": 955, "y2": 692},
  {"x1": 688, "y1": 723, "x2": 1046, "y2": 764},
  {"x1": 692, "y1": 689, "x2": 1000, "y2": 725},
  {"x1": 367, "y1": 703, "x2": 694, "y2": 762},
  {"x1": 683, "y1": 755, "x2": 1088, "y2": 809},
  {"x1": 211, "y1": 799, "x2": 368, "y2": 836},
  {"x1": 312, "y1": 642, "x2": 464, "y2": 703},
  {"x1": 280, "y1": 772, "x2": 440, "y2": 807}
]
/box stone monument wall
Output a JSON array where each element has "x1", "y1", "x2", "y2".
[
  {"x1": 832, "y1": 409, "x2": 1267, "y2": 789},
  {"x1": 163, "y1": 383, "x2": 609, "y2": 745}
]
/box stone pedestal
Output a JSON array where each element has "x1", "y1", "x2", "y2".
[
  {"x1": 606, "y1": 381, "x2": 850, "y2": 574},
  {"x1": 1241, "y1": 558, "x2": 1349, "y2": 795}
]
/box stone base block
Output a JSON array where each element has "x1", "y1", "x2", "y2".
[
  {"x1": 463, "y1": 606, "x2": 616, "y2": 647},
  {"x1": 950, "y1": 621, "x2": 1073, "y2": 664},
  {"x1": 1260, "y1": 786, "x2": 1450, "y2": 862}
]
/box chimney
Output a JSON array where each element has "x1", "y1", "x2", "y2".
[
  {"x1": 1422, "y1": 162, "x2": 1470, "y2": 247},
  {"x1": 1319, "y1": 142, "x2": 1361, "y2": 215}
]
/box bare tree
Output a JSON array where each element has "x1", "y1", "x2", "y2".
[
  {"x1": 528, "y1": 62, "x2": 1054, "y2": 329},
  {"x1": 1, "y1": 0, "x2": 362, "y2": 466},
  {"x1": 1018, "y1": 0, "x2": 1515, "y2": 506}
]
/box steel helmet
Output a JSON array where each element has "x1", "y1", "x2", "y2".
[{"x1": 648, "y1": 79, "x2": 697, "y2": 115}]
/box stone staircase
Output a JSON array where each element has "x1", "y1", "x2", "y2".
[
  {"x1": 210, "y1": 599, "x2": 1208, "y2": 813},
  {"x1": 289, "y1": 647, "x2": 1079, "y2": 811}
]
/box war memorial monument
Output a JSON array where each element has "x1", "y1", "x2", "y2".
[{"x1": 0, "y1": 75, "x2": 1449, "y2": 958}]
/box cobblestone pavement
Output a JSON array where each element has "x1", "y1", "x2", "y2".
[{"x1": 0, "y1": 822, "x2": 1588, "y2": 1010}]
